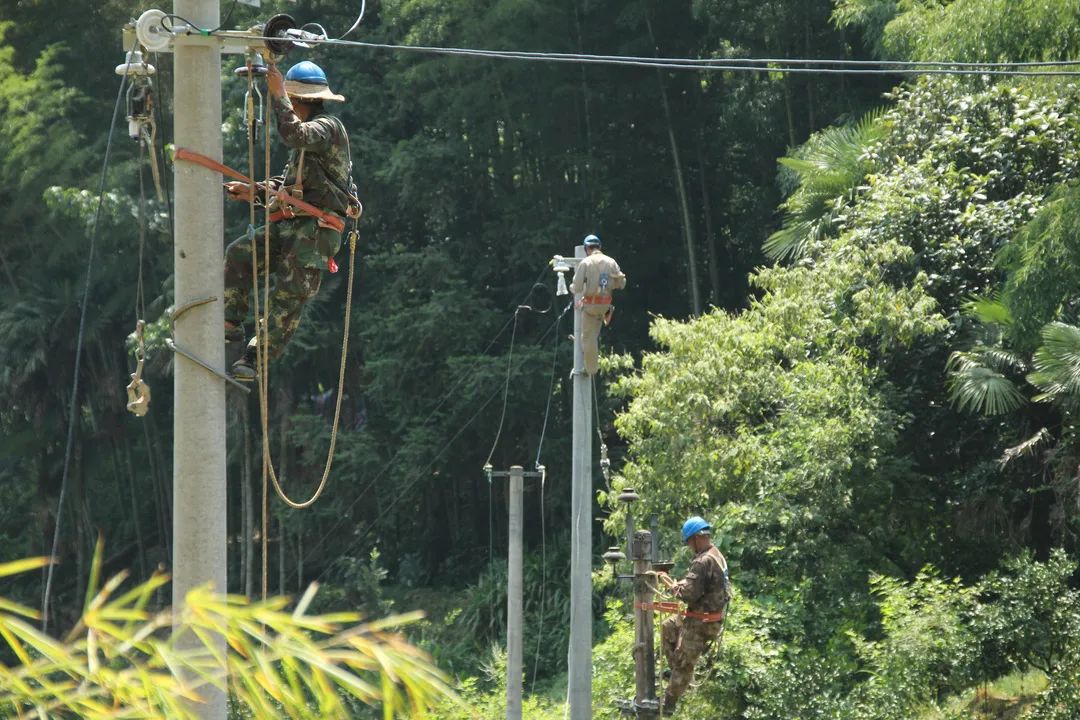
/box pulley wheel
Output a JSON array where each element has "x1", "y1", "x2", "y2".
[
  {"x1": 263, "y1": 14, "x2": 297, "y2": 56},
  {"x1": 135, "y1": 9, "x2": 170, "y2": 53}
]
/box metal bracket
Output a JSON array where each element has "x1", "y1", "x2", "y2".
[{"x1": 167, "y1": 339, "x2": 251, "y2": 394}]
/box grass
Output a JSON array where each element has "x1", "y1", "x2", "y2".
[{"x1": 920, "y1": 669, "x2": 1048, "y2": 720}]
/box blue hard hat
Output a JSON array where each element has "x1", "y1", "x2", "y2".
[
  {"x1": 583, "y1": 234, "x2": 602, "y2": 248},
  {"x1": 681, "y1": 516, "x2": 711, "y2": 543},
  {"x1": 286, "y1": 61, "x2": 328, "y2": 85},
  {"x1": 283, "y1": 61, "x2": 345, "y2": 102}
]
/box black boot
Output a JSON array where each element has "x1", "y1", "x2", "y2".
[
  {"x1": 661, "y1": 696, "x2": 677, "y2": 716},
  {"x1": 230, "y1": 338, "x2": 259, "y2": 382}
]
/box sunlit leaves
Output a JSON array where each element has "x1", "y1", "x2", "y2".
[
  {"x1": 0, "y1": 555, "x2": 454, "y2": 718},
  {"x1": 765, "y1": 110, "x2": 886, "y2": 261},
  {"x1": 1028, "y1": 321, "x2": 1080, "y2": 405}
]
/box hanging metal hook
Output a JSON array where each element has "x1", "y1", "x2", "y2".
[{"x1": 126, "y1": 320, "x2": 152, "y2": 417}]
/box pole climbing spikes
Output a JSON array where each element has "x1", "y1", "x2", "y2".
[{"x1": 126, "y1": 320, "x2": 151, "y2": 417}]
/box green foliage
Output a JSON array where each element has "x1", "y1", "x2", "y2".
[
  {"x1": 975, "y1": 549, "x2": 1080, "y2": 675},
  {"x1": 837, "y1": 0, "x2": 1080, "y2": 63},
  {"x1": 766, "y1": 109, "x2": 886, "y2": 261},
  {"x1": 0, "y1": 551, "x2": 453, "y2": 718},
  {"x1": 945, "y1": 347, "x2": 1027, "y2": 415},
  {"x1": 997, "y1": 184, "x2": 1080, "y2": 349},
  {"x1": 1027, "y1": 321, "x2": 1080, "y2": 406},
  {"x1": 846, "y1": 569, "x2": 978, "y2": 719}
]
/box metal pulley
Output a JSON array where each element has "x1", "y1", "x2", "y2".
[{"x1": 260, "y1": 14, "x2": 325, "y2": 55}]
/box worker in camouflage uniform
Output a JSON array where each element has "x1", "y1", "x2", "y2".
[
  {"x1": 656, "y1": 516, "x2": 731, "y2": 716},
  {"x1": 569, "y1": 234, "x2": 626, "y2": 375},
  {"x1": 223, "y1": 59, "x2": 359, "y2": 380}
]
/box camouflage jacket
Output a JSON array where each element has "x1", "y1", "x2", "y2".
[
  {"x1": 673, "y1": 544, "x2": 730, "y2": 614},
  {"x1": 569, "y1": 251, "x2": 627, "y2": 297},
  {"x1": 272, "y1": 95, "x2": 355, "y2": 216}
]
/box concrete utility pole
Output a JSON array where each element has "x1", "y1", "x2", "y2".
[
  {"x1": 172, "y1": 0, "x2": 226, "y2": 716},
  {"x1": 508, "y1": 465, "x2": 524, "y2": 720},
  {"x1": 567, "y1": 244, "x2": 593, "y2": 720},
  {"x1": 485, "y1": 464, "x2": 544, "y2": 720},
  {"x1": 630, "y1": 530, "x2": 659, "y2": 716}
]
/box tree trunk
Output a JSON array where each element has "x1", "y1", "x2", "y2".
[
  {"x1": 122, "y1": 438, "x2": 148, "y2": 579},
  {"x1": 805, "y1": 10, "x2": 816, "y2": 130},
  {"x1": 575, "y1": 0, "x2": 595, "y2": 221},
  {"x1": 645, "y1": 13, "x2": 701, "y2": 315}
]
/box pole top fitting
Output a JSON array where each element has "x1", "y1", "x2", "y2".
[
  {"x1": 603, "y1": 546, "x2": 626, "y2": 566},
  {"x1": 618, "y1": 487, "x2": 640, "y2": 504}
]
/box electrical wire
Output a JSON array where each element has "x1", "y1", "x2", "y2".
[
  {"x1": 336, "y1": 0, "x2": 367, "y2": 41},
  {"x1": 534, "y1": 301, "x2": 571, "y2": 470},
  {"x1": 482, "y1": 310, "x2": 519, "y2": 469},
  {"x1": 527, "y1": 299, "x2": 570, "y2": 690},
  {"x1": 313, "y1": 309, "x2": 566, "y2": 582},
  {"x1": 42, "y1": 42, "x2": 132, "y2": 633},
  {"x1": 227, "y1": 31, "x2": 1080, "y2": 77},
  {"x1": 297, "y1": 267, "x2": 550, "y2": 581}
]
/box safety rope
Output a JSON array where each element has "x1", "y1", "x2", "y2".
[{"x1": 249, "y1": 125, "x2": 359, "y2": 513}]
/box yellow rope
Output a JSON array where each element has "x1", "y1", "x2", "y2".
[{"x1": 245, "y1": 69, "x2": 356, "y2": 518}]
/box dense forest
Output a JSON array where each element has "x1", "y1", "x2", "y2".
[{"x1": 4, "y1": 0, "x2": 1080, "y2": 717}]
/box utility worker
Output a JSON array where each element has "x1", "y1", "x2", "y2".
[
  {"x1": 656, "y1": 516, "x2": 731, "y2": 716},
  {"x1": 223, "y1": 59, "x2": 360, "y2": 380},
  {"x1": 569, "y1": 234, "x2": 626, "y2": 375}
]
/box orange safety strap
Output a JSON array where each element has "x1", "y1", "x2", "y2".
[
  {"x1": 173, "y1": 147, "x2": 345, "y2": 234},
  {"x1": 636, "y1": 601, "x2": 725, "y2": 623},
  {"x1": 576, "y1": 294, "x2": 612, "y2": 307}
]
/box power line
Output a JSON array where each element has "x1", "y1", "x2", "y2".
[
  {"x1": 313, "y1": 309, "x2": 566, "y2": 584},
  {"x1": 43, "y1": 41, "x2": 133, "y2": 633},
  {"x1": 228, "y1": 32, "x2": 1080, "y2": 77},
  {"x1": 293, "y1": 268, "x2": 551, "y2": 581}
]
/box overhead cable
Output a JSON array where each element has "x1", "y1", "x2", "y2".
[
  {"x1": 227, "y1": 32, "x2": 1080, "y2": 77},
  {"x1": 43, "y1": 40, "x2": 133, "y2": 634}
]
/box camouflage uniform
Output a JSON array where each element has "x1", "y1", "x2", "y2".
[
  {"x1": 569, "y1": 250, "x2": 626, "y2": 375},
  {"x1": 661, "y1": 544, "x2": 730, "y2": 711},
  {"x1": 224, "y1": 93, "x2": 354, "y2": 357}
]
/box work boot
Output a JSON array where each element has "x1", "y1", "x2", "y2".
[
  {"x1": 230, "y1": 338, "x2": 259, "y2": 382},
  {"x1": 661, "y1": 696, "x2": 677, "y2": 716}
]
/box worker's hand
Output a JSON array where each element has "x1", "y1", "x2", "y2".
[
  {"x1": 266, "y1": 62, "x2": 285, "y2": 98},
  {"x1": 657, "y1": 571, "x2": 676, "y2": 589},
  {"x1": 224, "y1": 181, "x2": 253, "y2": 201}
]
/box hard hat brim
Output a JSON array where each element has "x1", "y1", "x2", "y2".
[{"x1": 284, "y1": 80, "x2": 345, "y2": 103}]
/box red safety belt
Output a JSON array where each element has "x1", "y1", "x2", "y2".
[
  {"x1": 173, "y1": 147, "x2": 345, "y2": 234},
  {"x1": 636, "y1": 601, "x2": 725, "y2": 623}
]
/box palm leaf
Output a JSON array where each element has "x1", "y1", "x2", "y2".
[
  {"x1": 767, "y1": 108, "x2": 887, "y2": 261},
  {"x1": 946, "y1": 351, "x2": 1026, "y2": 415},
  {"x1": 1028, "y1": 322, "x2": 1080, "y2": 400}
]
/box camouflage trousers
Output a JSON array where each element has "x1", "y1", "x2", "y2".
[
  {"x1": 223, "y1": 217, "x2": 341, "y2": 358},
  {"x1": 580, "y1": 304, "x2": 610, "y2": 375},
  {"x1": 661, "y1": 615, "x2": 723, "y2": 707}
]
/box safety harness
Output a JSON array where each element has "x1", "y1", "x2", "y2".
[
  {"x1": 635, "y1": 601, "x2": 726, "y2": 623},
  {"x1": 173, "y1": 147, "x2": 347, "y2": 234}
]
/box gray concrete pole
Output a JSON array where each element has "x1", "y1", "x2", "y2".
[
  {"x1": 172, "y1": 1, "x2": 226, "y2": 717},
  {"x1": 569, "y1": 244, "x2": 593, "y2": 719},
  {"x1": 507, "y1": 465, "x2": 524, "y2": 720}
]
